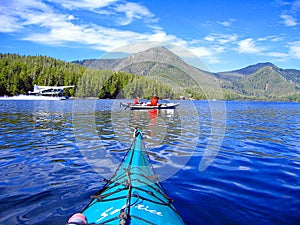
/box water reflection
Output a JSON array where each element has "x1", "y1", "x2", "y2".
[
  {"x1": 128, "y1": 109, "x2": 175, "y2": 144},
  {"x1": 1, "y1": 100, "x2": 300, "y2": 225},
  {"x1": 72, "y1": 100, "x2": 200, "y2": 181},
  {"x1": 112, "y1": 100, "x2": 201, "y2": 181}
]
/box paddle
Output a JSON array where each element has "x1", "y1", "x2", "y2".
[{"x1": 124, "y1": 104, "x2": 130, "y2": 110}]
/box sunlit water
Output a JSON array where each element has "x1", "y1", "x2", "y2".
[{"x1": 0, "y1": 100, "x2": 299, "y2": 225}]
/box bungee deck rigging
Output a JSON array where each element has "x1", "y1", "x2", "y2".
[{"x1": 67, "y1": 129, "x2": 185, "y2": 225}]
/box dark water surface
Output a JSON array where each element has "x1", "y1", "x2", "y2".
[{"x1": 0, "y1": 100, "x2": 299, "y2": 225}]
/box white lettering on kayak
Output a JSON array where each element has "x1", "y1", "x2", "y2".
[
  {"x1": 96, "y1": 204, "x2": 163, "y2": 222},
  {"x1": 97, "y1": 205, "x2": 126, "y2": 222},
  {"x1": 97, "y1": 207, "x2": 113, "y2": 222},
  {"x1": 135, "y1": 204, "x2": 163, "y2": 216}
]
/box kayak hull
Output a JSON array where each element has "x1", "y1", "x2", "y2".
[
  {"x1": 81, "y1": 130, "x2": 185, "y2": 225},
  {"x1": 120, "y1": 103, "x2": 179, "y2": 110}
]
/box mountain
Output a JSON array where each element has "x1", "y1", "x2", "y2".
[
  {"x1": 73, "y1": 47, "x2": 224, "y2": 99},
  {"x1": 72, "y1": 47, "x2": 300, "y2": 101},
  {"x1": 233, "y1": 66, "x2": 298, "y2": 99},
  {"x1": 218, "y1": 62, "x2": 300, "y2": 84},
  {"x1": 73, "y1": 58, "x2": 122, "y2": 70},
  {"x1": 274, "y1": 67, "x2": 300, "y2": 85},
  {"x1": 227, "y1": 62, "x2": 277, "y2": 75},
  {"x1": 2, "y1": 50, "x2": 299, "y2": 100},
  {"x1": 217, "y1": 62, "x2": 278, "y2": 81}
]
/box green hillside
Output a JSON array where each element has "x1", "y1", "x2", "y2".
[
  {"x1": 74, "y1": 48, "x2": 300, "y2": 101},
  {"x1": 74, "y1": 47, "x2": 225, "y2": 100},
  {"x1": 233, "y1": 66, "x2": 297, "y2": 100},
  {"x1": 0, "y1": 53, "x2": 82, "y2": 96},
  {"x1": 1, "y1": 48, "x2": 300, "y2": 101},
  {"x1": 0, "y1": 53, "x2": 176, "y2": 99}
]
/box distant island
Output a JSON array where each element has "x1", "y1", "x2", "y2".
[{"x1": 1, "y1": 47, "x2": 300, "y2": 101}]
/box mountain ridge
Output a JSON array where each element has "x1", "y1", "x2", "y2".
[
  {"x1": 73, "y1": 50, "x2": 300, "y2": 81},
  {"x1": 72, "y1": 47, "x2": 300, "y2": 101},
  {"x1": 2, "y1": 50, "x2": 299, "y2": 100}
]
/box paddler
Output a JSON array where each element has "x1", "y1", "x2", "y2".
[
  {"x1": 150, "y1": 95, "x2": 159, "y2": 106},
  {"x1": 134, "y1": 97, "x2": 140, "y2": 104}
]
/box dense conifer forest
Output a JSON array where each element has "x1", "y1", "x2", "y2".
[
  {"x1": 0, "y1": 53, "x2": 175, "y2": 99},
  {"x1": 1, "y1": 52, "x2": 300, "y2": 101}
]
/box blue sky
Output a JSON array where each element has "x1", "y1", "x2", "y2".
[{"x1": 0, "y1": 0, "x2": 300, "y2": 72}]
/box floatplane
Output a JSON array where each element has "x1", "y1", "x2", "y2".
[{"x1": 0, "y1": 84, "x2": 74, "y2": 100}]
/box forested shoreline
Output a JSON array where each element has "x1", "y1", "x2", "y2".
[
  {"x1": 0, "y1": 53, "x2": 175, "y2": 99},
  {"x1": 1, "y1": 53, "x2": 300, "y2": 101}
]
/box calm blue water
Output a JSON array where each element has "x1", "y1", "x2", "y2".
[{"x1": 0, "y1": 100, "x2": 299, "y2": 225}]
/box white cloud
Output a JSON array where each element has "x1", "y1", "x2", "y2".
[
  {"x1": 217, "y1": 18, "x2": 235, "y2": 27},
  {"x1": 50, "y1": 0, "x2": 158, "y2": 26},
  {"x1": 189, "y1": 46, "x2": 212, "y2": 57},
  {"x1": 274, "y1": 0, "x2": 291, "y2": 6},
  {"x1": 257, "y1": 35, "x2": 285, "y2": 42},
  {"x1": 0, "y1": 0, "x2": 160, "y2": 50},
  {"x1": 148, "y1": 31, "x2": 168, "y2": 42},
  {"x1": 114, "y1": 2, "x2": 156, "y2": 25},
  {"x1": 218, "y1": 35, "x2": 238, "y2": 44},
  {"x1": 50, "y1": 0, "x2": 118, "y2": 10},
  {"x1": 280, "y1": 13, "x2": 298, "y2": 26},
  {"x1": 3, "y1": 0, "x2": 283, "y2": 69},
  {"x1": 67, "y1": 15, "x2": 75, "y2": 20},
  {"x1": 264, "y1": 52, "x2": 289, "y2": 58},
  {"x1": 214, "y1": 46, "x2": 225, "y2": 53},
  {"x1": 278, "y1": 0, "x2": 300, "y2": 26},
  {"x1": 237, "y1": 38, "x2": 264, "y2": 54},
  {"x1": 0, "y1": 0, "x2": 53, "y2": 32},
  {"x1": 0, "y1": 14, "x2": 23, "y2": 32},
  {"x1": 203, "y1": 35, "x2": 215, "y2": 42},
  {"x1": 204, "y1": 33, "x2": 238, "y2": 44},
  {"x1": 23, "y1": 23, "x2": 151, "y2": 52},
  {"x1": 0, "y1": 0, "x2": 220, "y2": 65},
  {"x1": 288, "y1": 41, "x2": 300, "y2": 58}
]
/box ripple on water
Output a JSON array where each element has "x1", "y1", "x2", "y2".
[{"x1": 1, "y1": 100, "x2": 300, "y2": 225}]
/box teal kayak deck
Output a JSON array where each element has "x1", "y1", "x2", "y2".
[{"x1": 81, "y1": 130, "x2": 185, "y2": 225}]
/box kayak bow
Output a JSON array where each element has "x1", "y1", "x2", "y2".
[{"x1": 69, "y1": 129, "x2": 185, "y2": 225}]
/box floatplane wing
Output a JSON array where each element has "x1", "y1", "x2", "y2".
[{"x1": 31, "y1": 84, "x2": 74, "y2": 93}]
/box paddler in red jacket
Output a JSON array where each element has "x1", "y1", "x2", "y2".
[
  {"x1": 134, "y1": 97, "x2": 140, "y2": 104},
  {"x1": 150, "y1": 95, "x2": 159, "y2": 106}
]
